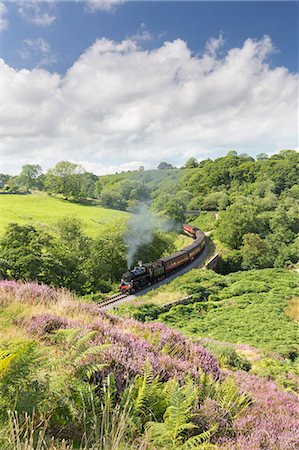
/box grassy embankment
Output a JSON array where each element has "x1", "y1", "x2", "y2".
[{"x1": 0, "y1": 193, "x2": 129, "y2": 238}]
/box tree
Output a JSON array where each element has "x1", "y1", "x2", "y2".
[
  {"x1": 241, "y1": 233, "x2": 273, "y2": 269},
  {"x1": 85, "y1": 222, "x2": 127, "y2": 292},
  {"x1": 202, "y1": 191, "x2": 229, "y2": 211},
  {"x1": 100, "y1": 189, "x2": 127, "y2": 210},
  {"x1": 152, "y1": 193, "x2": 185, "y2": 223},
  {"x1": 78, "y1": 172, "x2": 98, "y2": 198},
  {"x1": 0, "y1": 174, "x2": 10, "y2": 189},
  {"x1": 157, "y1": 162, "x2": 173, "y2": 170},
  {"x1": 0, "y1": 224, "x2": 59, "y2": 283},
  {"x1": 184, "y1": 157, "x2": 198, "y2": 169},
  {"x1": 45, "y1": 161, "x2": 85, "y2": 199},
  {"x1": 17, "y1": 164, "x2": 43, "y2": 190},
  {"x1": 51, "y1": 218, "x2": 93, "y2": 293},
  {"x1": 256, "y1": 153, "x2": 268, "y2": 160},
  {"x1": 226, "y1": 150, "x2": 238, "y2": 157},
  {"x1": 215, "y1": 204, "x2": 261, "y2": 249}
]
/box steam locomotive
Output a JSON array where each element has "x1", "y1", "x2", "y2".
[{"x1": 119, "y1": 224, "x2": 205, "y2": 294}]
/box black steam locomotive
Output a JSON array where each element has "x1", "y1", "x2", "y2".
[{"x1": 119, "y1": 224, "x2": 205, "y2": 294}]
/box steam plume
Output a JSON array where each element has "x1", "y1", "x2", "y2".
[{"x1": 124, "y1": 204, "x2": 175, "y2": 269}]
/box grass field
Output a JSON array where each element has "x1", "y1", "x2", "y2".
[{"x1": 0, "y1": 193, "x2": 129, "y2": 238}]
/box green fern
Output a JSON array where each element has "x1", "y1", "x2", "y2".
[
  {"x1": 135, "y1": 359, "x2": 155, "y2": 414},
  {"x1": 214, "y1": 376, "x2": 251, "y2": 421},
  {"x1": 182, "y1": 424, "x2": 219, "y2": 449},
  {"x1": 0, "y1": 351, "x2": 16, "y2": 378},
  {"x1": 50, "y1": 328, "x2": 110, "y2": 377},
  {"x1": 146, "y1": 379, "x2": 198, "y2": 447}
]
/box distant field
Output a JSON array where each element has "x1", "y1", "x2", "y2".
[{"x1": 0, "y1": 193, "x2": 129, "y2": 238}]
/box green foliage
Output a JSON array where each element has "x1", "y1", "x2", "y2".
[
  {"x1": 16, "y1": 164, "x2": 43, "y2": 190},
  {"x1": 0, "y1": 223, "x2": 60, "y2": 284},
  {"x1": 215, "y1": 203, "x2": 261, "y2": 249},
  {"x1": 0, "y1": 341, "x2": 49, "y2": 421},
  {"x1": 241, "y1": 233, "x2": 273, "y2": 269},
  {"x1": 202, "y1": 342, "x2": 251, "y2": 371},
  {"x1": 0, "y1": 215, "x2": 175, "y2": 295},
  {"x1": 152, "y1": 193, "x2": 185, "y2": 223},
  {"x1": 120, "y1": 303, "x2": 165, "y2": 322},
  {"x1": 184, "y1": 158, "x2": 198, "y2": 169},
  {"x1": 45, "y1": 161, "x2": 85, "y2": 199},
  {"x1": 189, "y1": 212, "x2": 216, "y2": 232},
  {"x1": 216, "y1": 249, "x2": 242, "y2": 274},
  {"x1": 145, "y1": 379, "x2": 198, "y2": 448},
  {"x1": 128, "y1": 269, "x2": 299, "y2": 358},
  {"x1": 157, "y1": 162, "x2": 174, "y2": 170}
]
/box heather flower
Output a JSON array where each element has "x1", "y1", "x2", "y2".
[
  {"x1": 0, "y1": 280, "x2": 56, "y2": 304},
  {"x1": 217, "y1": 371, "x2": 299, "y2": 449},
  {"x1": 24, "y1": 313, "x2": 70, "y2": 336}
]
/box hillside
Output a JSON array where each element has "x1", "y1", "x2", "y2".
[
  {"x1": 0, "y1": 280, "x2": 298, "y2": 449},
  {"x1": 117, "y1": 269, "x2": 299, "y2": 354},
  {"x1": 0, "y1": 193, "x2": 129, "y2": 238},
  {"x1": 116, "y1": 269, "x2": 299, "y2": 393}
]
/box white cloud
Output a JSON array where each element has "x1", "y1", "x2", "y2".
[
  {"x1": 2, "y1": 36, "x2": 298, "y2": 174},
  {"x1": 18, "y1": 38, "x2": 57, "y2": 67},
  {"x1": 129, "y1": 23, "x2": 153, "y2": 43},
  {"x1": 0, "y1": 2, "x2": 8, "y2": 31},
  {"x1": 85, "y1": 0, "x2": 125, "y2": 13},
  {"x1": 205, "y1": 32, "x2": 225, "y2": 57},
  {"x1": 18, "y1": 1, "x2": 56, "y2": 26}
]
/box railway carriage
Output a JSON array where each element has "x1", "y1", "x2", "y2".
[{"x1": 120, "y1": 224, "x2": 205, "y2": 294}]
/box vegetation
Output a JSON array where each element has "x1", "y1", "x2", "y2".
[
  {"x1": 0, "y1": 281, "x2": 298, "y2": 449},
  {"x1": 0, "y1": 216, "x2": 180, "y2": 295},
  {"x1": 0, "y1": 149, "x2": 297, "y2": 449},
  {"x1": 117, "y1": 269, "x2": 299, "y2": 358},
  {"x1": 2, "y1": 150, "x2": 298, "y2": 272}
]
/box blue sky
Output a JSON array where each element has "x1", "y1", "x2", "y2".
[
  {"x1": 2, "y1": 1, "x2": 298, "y2": 73},
  {"x1": 1, "y1": 1, "x2": 298, "y2": 174}
]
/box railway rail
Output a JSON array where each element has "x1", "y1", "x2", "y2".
[{"x1": 97, "y1": 292, "x2": 128, "y2": 309}]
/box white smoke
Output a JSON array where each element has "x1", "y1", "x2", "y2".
[{"x1": 124, "y1": 204, "x2": 175, "y2": 269}]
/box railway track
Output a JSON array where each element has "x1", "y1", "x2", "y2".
[{"x1": 97, "y1": 292, "x2": 129, "y2": 309}]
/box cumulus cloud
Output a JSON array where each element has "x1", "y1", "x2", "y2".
[
  {"x1": 18, "y1": 1, "x2": 56, "y2": 26},
  {"x1": 85, "y1": 0, "x2": 125, "y2": 13},
  {"x1": 0, "y1": 2, "x2": 8, "y2": 31},
  {"x1": 2, "y1": 35, "x2": 298, "y2": 174}
]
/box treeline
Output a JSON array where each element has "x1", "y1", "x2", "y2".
[
  {"x1": 0, "y1": 162, "x2": 100, "y2": 200},
  {"x1": 96, "y1": 149, "x2": 299, "y2": 271},
  {"x1": 1, "y1": 150, "x2": 298, "y2": 271},
  {"x1": 0, "y1": 219, "x2": 174, "y2": 296}
]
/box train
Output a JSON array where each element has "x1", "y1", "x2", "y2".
[{"x1": 119, "y1": 224, "x2": 205, "y2": 294}]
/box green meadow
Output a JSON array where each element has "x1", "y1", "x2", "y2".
[{"x1": 0, "y1": 193, "x2": 129, "y2": 238}]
